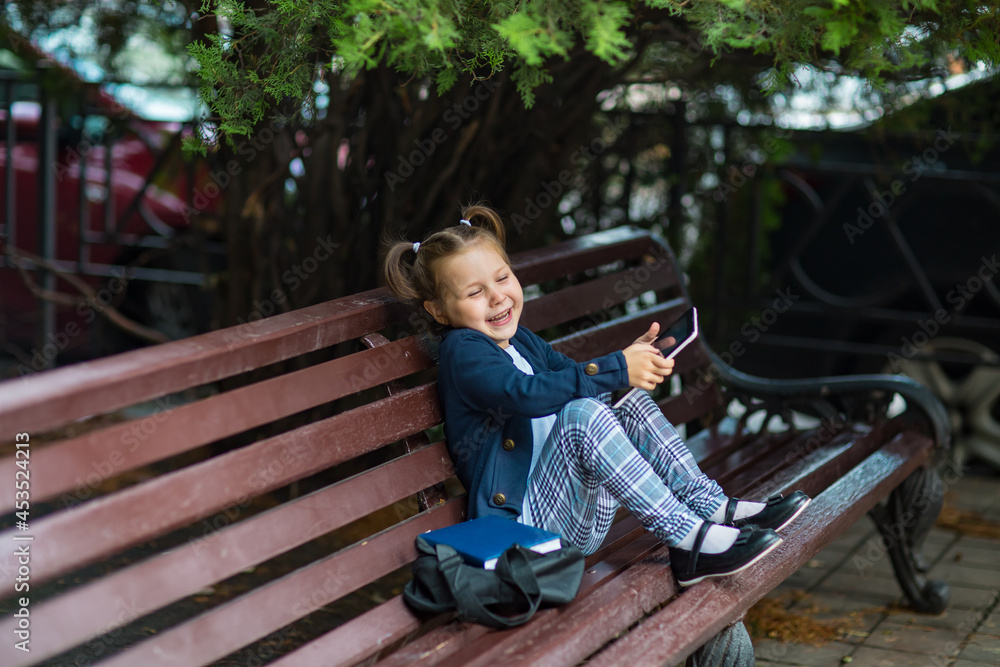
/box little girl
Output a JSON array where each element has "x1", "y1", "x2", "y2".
[{"x1": 383, "y1": 204, "x2": 810, "y2": 585}]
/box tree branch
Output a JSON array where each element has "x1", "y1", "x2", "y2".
[{"x1": 7, "y1": 248, "x2": 170, "y2": 345}]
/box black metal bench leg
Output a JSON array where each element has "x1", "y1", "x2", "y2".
[
  {"x1": 869, "y1": 465, "x2": 950, "y2": 614},
  {"x1": 686, "y1": 621, "x2": 755, "y2": 667}
]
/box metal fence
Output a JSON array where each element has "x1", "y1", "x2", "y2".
[{"x1": 0, "y1": 64, "x2": 222, "y2": 369}]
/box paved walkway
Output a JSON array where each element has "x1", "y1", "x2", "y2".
[{"x1": 750, "y1": 465, "x2": 1000, "y2": 667}]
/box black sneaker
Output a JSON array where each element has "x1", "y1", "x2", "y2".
[
  {"x1": 725, "y1": 491, "x2": 811, "y2": 532},
  {"x1": 669, "y1": 524, "x2": 782, "y2": 587}
]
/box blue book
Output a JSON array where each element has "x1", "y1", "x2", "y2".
[{"x1": 421, "y1": 515, "x2": 563, "y2": 569}]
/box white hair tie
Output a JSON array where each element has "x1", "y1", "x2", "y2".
[
  {"x1": 459, "y1": 219, "x2": 471, "y2": 226},
  {"x1": 412, "y1": 242, "x2": 421, "y2": 253}
]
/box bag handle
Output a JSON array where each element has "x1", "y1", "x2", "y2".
[{"x1": 436, "y1": 544, "x2": 542, "y2": 629}]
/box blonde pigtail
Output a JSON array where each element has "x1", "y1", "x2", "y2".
[
  {"x1": 461, "y1": 202, "x2": 507, "y2": 248},
  {"x1": 382, "y1": 240, "x2": 423, "y2": 305}
]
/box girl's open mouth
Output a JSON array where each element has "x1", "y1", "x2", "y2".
[{"x1": 487, "y1": 309, "x2": 512, "y2": 326}]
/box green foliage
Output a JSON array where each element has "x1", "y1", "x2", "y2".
[
  {"x1": 8, "y1": 0, "x2": 1000, "y2": 138},
  {"x1": 510, "y1": 60, "x2": 553, "y2": 108},
  {"x1": 187, "y1": 0, "x2": 329, "y2": 137},
  {"x1": 493, "y1": 10, "x2": 572, "y2": 67},
  {"x1": 696, "y1": 0, "x2": 1000, "y2": 93},
  {"x1": 580, "y1": 1, "x2": 633, "y2": 64},
  {"x1": 171, "y1": 0, "x2": 1000, "y2": 140}
]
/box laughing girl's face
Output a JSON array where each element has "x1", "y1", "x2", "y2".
[{"x1": 423, "y1": 242, "x2": 523, "y2": 348}]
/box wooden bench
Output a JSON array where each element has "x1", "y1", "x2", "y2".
[{"x1": 0, "y1": 226, "x2": 952, "y2": 666}]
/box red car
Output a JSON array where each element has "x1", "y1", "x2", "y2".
[{"x1": 1, "y1": 57, "x2": 220, "y2": 372}]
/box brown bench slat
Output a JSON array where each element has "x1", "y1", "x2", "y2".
[
  {"x1": 681, "y1": 418, "x2": 744, "y2": 462},
  {"x1": 586, "y1": 431, "x2": 933, "y2": 666},
  {"x1": 658, "y1": 379, "x2": 723, "y2": 426},
  {"x1": 3, "y1": 442, "x2": 455, "y2": 665},
  {"x1": 714, "y1": 419, "x2": 908, "y2": 504},
  {"x1": 511, "y1": 227, "x2": 669, "y2": 285},
  {"x1": 693, "y1": 422, "x2": 766, "y2": 472},
  {"x1": 266, "y1": 598, "x2": 429, "y2": 667},
  {"x1": 373, "y1": 617, "x2": 491, "y2": 666},
  {"x1": 0, "y1": 336, "x2": 433, "y2": 510},
  {"x1": 578, "y1": 509, "x2": 645, "y2": 569},
  {"x1": 714, "y1": 430, "x2": 853, "y2": 495},
  {"x1": 0, "y1": 290, "x2": 411, "y2": 436},
  {"x1": 749, "y1": 418, "x2": 913, "y2": 498},
  {"x1": 549, "y1": 297, "x2": 690, "y2": 361},
  {"x1": 91, "y1": 499, "x2": 466, "y2": 667},
  {"x1": 0, "y1": 384, "x2": 441, "y2": 590},
  {"x1": 703, "y1": 430, "x2": 808, "y2": 486},
  {"x1": 717, "y1": 429, "x2": 890, "y2": 506},
  {"x1": 727, "y1": 425, "x2": 892, "y2": 502},
  {"x1": 520, "y1": 261, "x2": 680, "y2": 332}
]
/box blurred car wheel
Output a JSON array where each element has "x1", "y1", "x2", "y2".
[{"x1": 885, "y1": 337, "x2": 1000, "y2": 471}]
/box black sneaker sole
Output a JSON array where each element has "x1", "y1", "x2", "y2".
[
  {"x1": 772, "y1": 497, "x2": 811, "y2": 532},
  {"x1": 675, "y1": 536, "x2": 783, "y2": 586}
]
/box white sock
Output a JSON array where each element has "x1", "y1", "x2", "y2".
[
  {"x1": 710, "y1": 500, "x2": 766, "y2": 523},
  {"x1": 674, "y1": 521, "x2": 739, "y2": 554}
]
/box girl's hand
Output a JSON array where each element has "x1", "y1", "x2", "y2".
[
  {"x1": 632, "y1": 322, "x2": 659, "y2": 346},
  {"x1": 632, "y1": 321, "x2": 676, "y2": 355},
  {"x1": 622, "y1": 342, "x2": 675, "y2": 390}
]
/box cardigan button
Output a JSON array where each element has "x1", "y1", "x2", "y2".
[
  {"x1": 493, "y1": 493, "x2": 507, "y2": 505},
  {"x1": 502, "y1": 439, "x2": 515, "y2": 451},
  {"x1": 585, "y1": 363, "x2": 599, "y2": 376}
]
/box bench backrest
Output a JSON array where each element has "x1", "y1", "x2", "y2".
[{"x1": 0, "y1": 227, "x2": 723, "y2": 666}]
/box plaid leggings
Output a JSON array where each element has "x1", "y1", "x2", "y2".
[{"x1": 518, "y1": 390, "x2": 727, "y2": 555}]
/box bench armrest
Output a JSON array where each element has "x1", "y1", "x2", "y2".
[{"x1": 703, "y1": 347, "x2": 952, "y2": 450}]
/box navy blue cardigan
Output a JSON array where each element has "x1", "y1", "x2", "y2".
[{"x1": 436, "y1": 326, "x2": 630, "y2": 520}]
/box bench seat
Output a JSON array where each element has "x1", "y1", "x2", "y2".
[{"x1": 0, "y1": 227, "x2": 950, "y2": 666}]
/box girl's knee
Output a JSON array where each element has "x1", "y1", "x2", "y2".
[
  {"x1": 559, "y1": 397, "x2": 613, "y2": 425},
  {"x1": 566, "y1": 397, "x2": 606, "y2": 410},
  {"x1": 619, "y1": 387, "x2": 657, "y2": 411}
]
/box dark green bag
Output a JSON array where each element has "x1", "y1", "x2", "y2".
[{"x1": 403, "y1": 535, "x2": 585, "y2": 629}]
